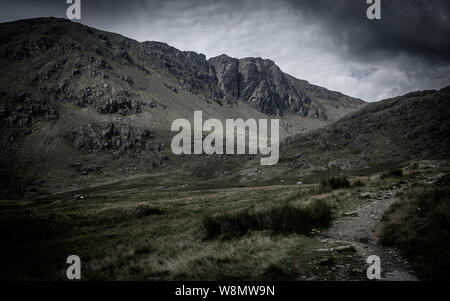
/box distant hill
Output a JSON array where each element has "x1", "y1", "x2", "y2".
[{"x1": 278, "y1": 86, "x2": 450, "y2": 175}]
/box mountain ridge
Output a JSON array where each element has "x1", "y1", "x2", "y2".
[
  {"x1": 0, "y1": 17, "x2": 364, "y2": 121},
  {"x1": 0, "y1": 17, "x2": 366, "y2": 198},
  {"x1": 2, "y1": 17, "x2": 448, "y2": 198}
]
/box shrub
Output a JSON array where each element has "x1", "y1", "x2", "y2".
[
  {"x1": 262, "y1": 204, "x2": 314, "y2": 234},
  {"x1": 133, "y1": 205, "x2": 163, "y2": 218},
  {"x1": 381, "y1": 169, "x2": 403, "y2": 179},
  {"x1": 321, "y1": 177, "x2": 350, "y2": 190},
  {"x1": 305, "y1": 199, "x2": 333, "y2": 227},
  {"x1": 353, "y1": 179, "x2": 365, "y2": 187},
  {"x1": 202, "y1": 199, "x2": 333, "y2": 239}
]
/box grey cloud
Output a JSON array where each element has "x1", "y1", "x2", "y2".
[{"x1": 286, "y1": 0, "x2": 450, "y2": 64}]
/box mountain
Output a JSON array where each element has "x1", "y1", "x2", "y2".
[
  {"x1": 0, "y1": 17, "x2": 364, "y2": 198},
  {"x1": 209, "y1": 54, "x2": 361, "y2": 119},
  {"x1": 284, "y1": 87, "x2": 450, "y2": 168},
  {"x1": 0, "y1": 17, "x2": 363, "y2": 124},
  {"x1": 243, "y1": 86, "x2": 450, "y2": 184}
]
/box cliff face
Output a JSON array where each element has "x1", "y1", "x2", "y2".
[{"x1": 209, "y1": 54, "x2": 364, "y2": 119}]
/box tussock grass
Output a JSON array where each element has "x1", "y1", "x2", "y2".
[
  {"x1": 202, "y1": 199, "x2": 333, "y2": 239},
  {"x1": 352, "y1": 179, "x2": 365, "y2": 187},
  {"x1": 132, "y1": 205, "x2": 163, "y2": 217},
  {"x1": 379, "y1": 175, "x2": 450, "y2": 280},
  {"x1": 380, "y1": 169, "x2": 403, "y2": 179},
  {"x1": 321, "y1": 177, "x2": 350, "y2": 190}
]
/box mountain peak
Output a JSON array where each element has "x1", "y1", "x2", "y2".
[
  {"x1": 0, "y1": 17, "x2": 364, "y2": 123},
  {"x1": 209, "y1": 53, "x2": 363, "y2": 117}
]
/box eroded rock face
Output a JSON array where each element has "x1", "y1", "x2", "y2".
[
  {"x1": 208, "y1": 55, "x2": 240, "y2": 98},
  {"x1": 66, "y1": 87, "x2": 142, "y2": 115},
  {"x1": 95, "y1": 91, "x2": 142, "y2": 115},
  {"x1": 209, "y1": 55, "x2": 327, "y2": 118},
  {"x1": 2, "y1": 92, "x2": 58, "y2": 127},
  {"x1": 3, "y1": 37, "x2": 54, "y2": 59},
  {"x1": 142, "y1": 41, "x2": 219, "y2": 94},
  {"x1": 70, "y1": 123, "x2": 151, "y2": 153}
]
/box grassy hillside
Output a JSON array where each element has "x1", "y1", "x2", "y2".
[{"x1": 239, "y1": 87, "x2": 450, "y2": 186}]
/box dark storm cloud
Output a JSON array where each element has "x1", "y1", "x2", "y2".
[
  {"x1": 1, "y1": 0, "x2": 450, "y2": 101},
  {"x1": 286, "y1": 0, "x2": 450, "y2": 64}
]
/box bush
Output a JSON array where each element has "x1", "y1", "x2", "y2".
[
  {"x1": 381, "y1": 169, "x2": 403, "y2": 179},
  {"x1": 133, "y1": 205, "x2": 163, "y2": 218},
  {"x1": 262, "y1": 204, "x2": 315, "y2": 234},
  {"x1": 353, "y1": 179, "x2": 365, "y2": 187},
  {"x1": 202, "y1": 199, "x2": 333, "y2": 239},
  {"x1": 321, "y1": 177, "x2": 350, "y2": 190},
  {"x1": 202, "y1": 211, "x2": 258, "y2": 239}
]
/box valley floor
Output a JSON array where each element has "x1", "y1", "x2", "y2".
[{"x1": 0, "y1": 160, "x2": 448, "y2": 280}]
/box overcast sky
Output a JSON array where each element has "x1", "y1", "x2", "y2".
[{"x1": 1, "y1": 0, "x2": 450, "y2": 101}]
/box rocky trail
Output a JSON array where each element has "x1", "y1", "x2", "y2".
[{"x1": 321, "y1": 189, "x2": 418, "y2": 281}]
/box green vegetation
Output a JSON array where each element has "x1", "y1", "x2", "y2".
[
  {"x1": 0, "y1": 162, "x2": 448, "y2": 280},
  {"x1": 0, "y1": 172, "x2": 358, "y2": 281},
  {"x1": 352, "y1": 179, "x2": 365, "y2": 187},
  {"x1": 379, "y1": 174, "x2": 450, "y2": 280},
  {"x1": 202, "y1": 199, "x2": 333, "y2": 239},
  {"x1": 133, "y1": 205, "x2": 163, "y2": 218},
  {"x1": 380, "y1": 169, "x2": 403, "y2": 179},
  {"x1": 321, "y1": 177, "x2": 350, "y2": 190}
]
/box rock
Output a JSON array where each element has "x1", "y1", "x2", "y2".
[
  {"x1": 95, "y1": 92, "x2": 142, "y2": 115},
  {"x1": 358, "y1": 237, "x2": 369, "y2": 243},
  {"x1": 316, "y1": 248, "x2": 332, "y2": 252},
  {"x1": 70, "y1": 122, "x2": 151, "y2": 153},
  {"x1": 164, "y1": 83, "x2": 178, "y2": 93},
  {"x1": 343, "y1": 211, "x2": 358, "y2": 217},
  {"x1": 210, "y1": 55, "x2": 327, "y2": 117},
  {"x1": 331, "y1": 245, "x2": 355, "y2": 253},
  {"x1": 360, "y1": 192, "x2": 372, "y2": 198},
  {"x1": 4, "y1": 93, "x2": 58, "y2": 127},
  {"x1": 318, "y1": 258, "x2": 333, "y2": 266}
]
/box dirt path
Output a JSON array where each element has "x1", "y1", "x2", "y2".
[{"x1": 323, "y1": 189, "x2": 418, "y2": 281}]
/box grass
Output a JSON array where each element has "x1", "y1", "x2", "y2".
[
  {"x1": 379, "y1": 174, "x2": 450, "y2": 280},
  {"x1": 1, "y1": 162, "x2": 446, "y2": 280},
  {"x1": 321, "y1": 177, "x2": 350, "y2": 190},
  {"x1": 132, "y1": 205, "x2": 163, "y2": 217},
  {"x1": 380, "y1": 169, "x2": 403, "y2": 179},
  {"x1": 0, "y1": 182, "x2": 331, "y2": 280},
  {"x1": 202, "y1": 199, "x2": 333, "y2": 240}
]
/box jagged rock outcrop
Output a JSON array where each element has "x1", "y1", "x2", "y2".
[
  {"x1": 208, "y1": 55, "x2": 240, "y2": 98},
  {"x1": 94, "y1": 91, "x2": 142, "y2": 115},
  {"x1": 209, "y1": 54, "x2": 358, "y2": 118},
  {"x1": 69, "y1": 123, "x2": 154, "y2": 153},
  {"x1": 1, "y1": 92, "x2": 58, "y2": 127},
  {"x1": 65, "y1": 87, "x2": 142, "y2": 115},
  {"x1": 141, "y1": 41, "x2": 223, "y2": 99}
]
